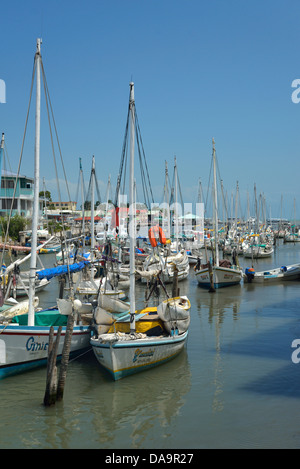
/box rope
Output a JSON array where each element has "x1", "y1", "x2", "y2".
[{"x1": 68, "y1": 346, "x2": 92, "y2": 363}]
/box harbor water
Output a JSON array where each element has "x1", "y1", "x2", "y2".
[{"x1": 1, "y1": 240, "x2": 300, "y2": 449}]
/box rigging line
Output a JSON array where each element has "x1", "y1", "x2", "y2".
[
  {"x1": 204, "y1": 150, "x2": 213, "y2": 218},
  {"x1": 215, "y1": 150, "x2": 229, "y2": 222},
  {"x1": 177, "y1": 176, "x2": 184, "y2": 212},
  {"x1": 40, "y1": 61, "x2": 72, "y2": 202},
  {"x1": 121, "y1": 146, "x2": 128, "y2": 199},
  {"x1": 135, "y1": 110, "x2": 154, "y2": 204},
  {"x1": 74, "y1": 165, "x2": 81, "y2": 207},
  {"x1": 41, "y1": 63, "x2": 63, "y2": 217},
  {"x1": 40, "y1": 60, "x2": 73, "y2": 285},
  {"x1": 169, "y1": 169, "x2": 175, "y2": 205},
  {"x1": 114, "y1": 107, "x2": 130, "y2": 206},
  {"x1": 136, "y1": 133, "x2": 150, "y2": 207},
  {"x1": 93, "y1": 165, "x2": 102, "y2": 204},
  {"x1": 3, "y1": 141, "x2": 13, "y2": 174},
  {"x1": 0, "y1": 58, "x2": 36, "y2": 272}
]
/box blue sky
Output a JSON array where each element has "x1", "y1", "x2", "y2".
[{"x1": 1, "y1": 0, "x2": 300, "y2": 220}]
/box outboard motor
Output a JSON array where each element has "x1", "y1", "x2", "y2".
[{"x1": 245, "y1": 267, "x2": 255, "y2": 283}]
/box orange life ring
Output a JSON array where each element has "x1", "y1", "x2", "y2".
[{"x1": 148, "y1": 226, "x2": 167, "y2": 247}]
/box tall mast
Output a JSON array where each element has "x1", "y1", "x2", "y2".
[
  {"x1": 234, "y1": 181, "x2": 239, "y2": 231},
  {"x1": 163, "y1": 161, "x2": 170, "y2": 238},
  {"x1": 212, "y1": 138, "x2": 219, "y2": 266},
  {"x1": 28, "y1": 38, "x2": 42, "y2": 326},
  {"x1": 174, "y1": 156, "x2": 179, "y2": 252},
  {"x1": 129, "y1": 82, "x2": 136, "y2": 334},
  {"x1": 80, "y1": 158, "x2": 85, "y2": 250},
  {"x1": 91, "y1": 156, "x2": 95, "y2": 261},
  {"x1": 105, "y1": 174, "x2": 111, "y2": 218}
]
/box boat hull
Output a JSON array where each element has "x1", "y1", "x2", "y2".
[
  {"x1": 196, "y1": 266, "x2": 242, "y2": 288},
  {"x1": 244, "y1": 264, "x2": 300, "y2": 283},
  {"x1": 16, "y1": 278, "x2": 51, "y2": 297},
  {"x1": 0, "y1": 323, "x2": 91, "y2": 379},
  {"x1": 243, "y1": 247, "x2": 274, "y2": 258},
  {"x1": 140, "y1": 269, "x2": 189, "y2": 284},
  {"x1": 90, "y1": 331, "x2": 188, "y2": 380}
]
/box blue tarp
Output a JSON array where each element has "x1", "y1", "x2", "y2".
[{"x1": 36, "y1": 261, "x2": 90, "y2": 280}]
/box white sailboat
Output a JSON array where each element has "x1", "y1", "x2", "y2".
[
  {"x1": 90, "y1": 83, "x2": 191, "y2": 380},
  {"x1": 195, "y1": 139, "x2": 243, "y2": 289},
  {"x1": 0, "y1": 39, "x2": 91, "y2": 379},
  {"x1": 242, "y1": 239, "x2": 274, "y2": 258}
]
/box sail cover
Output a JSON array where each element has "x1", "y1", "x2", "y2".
[{"x1": 36, "y1": 261, "x2": 90, "y2": 280}]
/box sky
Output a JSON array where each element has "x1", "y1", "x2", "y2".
[{"x1": 1, "y1": 0, "x2": 300, "y2": 221}]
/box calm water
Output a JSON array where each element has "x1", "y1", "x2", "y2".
[{"x1": 1, "y1": 240, "x2": 300, "y2": 449}]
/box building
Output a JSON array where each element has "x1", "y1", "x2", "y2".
[
  {"x1": 0, "y1": 170, "x2": 41, "y2": 218},
  {"x1": 50, "y1": 201, "x2": 77, "y2": 211}
]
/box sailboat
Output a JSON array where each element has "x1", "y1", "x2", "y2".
[
  {"x1": 90, "y1": 83, "x2": 191, "y2": 380},
  {"x1": 195, "y1": 139, "x2": 243, "y2": 289},
  {"x1": 0, "y1": 39, "x2": 91, "y2": 379}
]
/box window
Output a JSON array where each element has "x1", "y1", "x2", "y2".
[
  {"x1": 2, "y1": 199, "x2": 17, "y2": 209},
  {"x1": 1, "y1": 179, "x2": 15, "y2": 189}
]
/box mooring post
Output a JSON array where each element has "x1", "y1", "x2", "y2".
[
  {"x1": 56, "y1": 312, "x2": 75, "y2": 401},
  {"x1": 44, "y1": 326, "x2": 62, "y2": 406}
]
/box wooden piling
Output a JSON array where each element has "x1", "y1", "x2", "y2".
[
  {"x1": 56, "y1": 312, "x2": 74, "y2": 401},
  {"x1": 44, "y1": 326, "x2": 62, "y2": 406}
]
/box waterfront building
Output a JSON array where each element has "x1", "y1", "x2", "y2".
[{"x1": 0, "y1": 170, "x2": 42, "y2": 218}]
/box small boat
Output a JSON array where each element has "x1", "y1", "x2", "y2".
[
  {"x1": 284, "y1": 233, "x2": 300, "y2": 243},
  {"x1": 90, "y1": 83, "x2": 191, "y2": 380},
  {"x1": 243, "y1": 243, "x2": 274, "y2": 258},
  {"x1": 244, "y1": 263, "x2": 300, "y2": 283},
  {"x1": 90, "y1": 296, "x2": 190, "y2": 380},
  {"x1": 196, "y1": 259, "x2": 243, "y2": 289},
  {"x1": 14, "y1": 272, "x2": 51, "y2": 297}
]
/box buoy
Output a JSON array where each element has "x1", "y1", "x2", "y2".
[{"x1": 148, "y1": 226, "x2": 167, "y2": 247}]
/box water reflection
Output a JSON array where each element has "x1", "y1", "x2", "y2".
[
  {"x1": 191, "y1": 286, "x2": 243, "y2": 415},
  {"x1": 194, "y1": 286, "x2": 242, "y2": 324},
  {"x1": 90, "y1": 351, "x2": 191, "y2": 447},
  {"x1": 41, "y1": 349, "x2": 193, "y2": 448}
]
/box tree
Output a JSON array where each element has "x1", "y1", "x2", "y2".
[
  {"x1": 39, "y1": 190, "x2": 52, "y2": 205},
  {"x1": 0, "y1": 214, "x2": 27, "y2": 241}
]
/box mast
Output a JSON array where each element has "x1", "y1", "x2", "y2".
[
  {"x1": 174, "y1": 156, "x2": 179, "y2": 252},
  {"x1": 234, "y1": 181, "x2": 239, "y2": 232},
  {"x1": 80, "y1": 158, "x2": 85, "y2": 250},
  {"x1": 163, "y1": 161, "x2": 170, "y2": 238},
  {"x1": 129, "y1": 82, "x2": 136, "y2": 334},
  {"x1": 105, "y1": 175, "x2": 111, "y2": 218},
  {"x1": 254, "y1": 183, "x2": 258, "y2": 233},
  {"x1": 91, "y1": 156, "x2": 95, "y2": 261},
  {"x1": 212, "y1": 138, "x2": 219, "y2": 266},
  {"x1": 28, "y1": 38, "x2": 42, "y2": 326}
]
